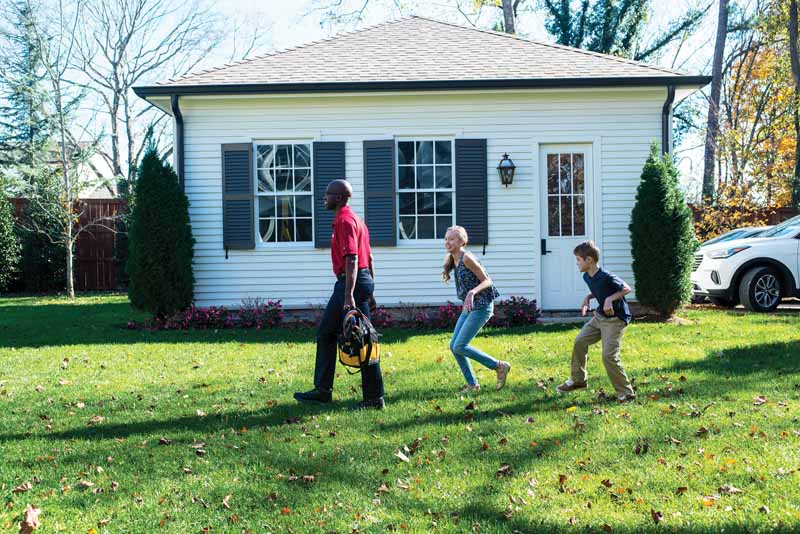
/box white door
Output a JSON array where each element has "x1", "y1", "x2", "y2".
[{"x1": 539, "y1": 145, "x2": 593, "y2": 310}]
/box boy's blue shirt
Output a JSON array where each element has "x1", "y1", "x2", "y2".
[{"x1": 583, "y1": 268, "x2": 632, "y2": 324}]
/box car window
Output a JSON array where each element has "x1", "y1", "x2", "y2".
[
  {"x1": 761, "y1": 215, "x2": 800, "y2": 238},
  {"x1": 703, "y1": 229, "x2": 742, "y2": 246},
  {"x1": 760, "y1": 226, "x2": 800, "y2": 238}
]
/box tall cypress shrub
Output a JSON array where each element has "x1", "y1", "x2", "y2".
[
  {"x1": 629, "y1": 144, "x2": 697, "y2": 318},
  {"x1": 127, "y1": 146, "x2": 194, "y2": 317},
  {"x1": 0, "y1": 196, "x2": 21, "y2": 292}
]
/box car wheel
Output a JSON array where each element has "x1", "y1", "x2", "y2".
[
  {"x1": 738, "y1": 267, "x2": 782, "y2": 313},
  {"x1": 708, "y1": 296, "x2": 736, "y2": 308}
]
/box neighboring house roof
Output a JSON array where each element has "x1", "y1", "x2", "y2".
[{"x1": 134, "y1": 16, "x2": 709, "y2": 97}]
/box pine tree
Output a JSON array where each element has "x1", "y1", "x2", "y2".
[
  {"x1": 0, "y1": 194, "x2": 21, "y2": 292},
  {"x1": 127, "y1": 145, "x2": 194, "y2": 317},
  {"x1": 0, "y1": 0, "x2": 55, "y2": 172},
  {"x1": 629, "y1": 144, "x2": 697, "y2": 318}
]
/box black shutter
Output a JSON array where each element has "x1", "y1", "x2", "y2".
[
  {"x1": 312, "y1": 142, "x2": 345, "y2": 248},
  {"x1": 221, "y1": 143, "x2": 254, "y2": 251},
  {"x1": 455, "y1": 138, "x2": 488, "y2": 246},
  {"x1": 363, "y1": 140, "x2": 396, "y2": 246}
]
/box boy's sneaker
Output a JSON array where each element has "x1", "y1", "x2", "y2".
[
  {"x1": 459, "y1": 383, "x2": 481, "y2": 393},
  {"x1": 616, "y1": 393, "x2": 636, "y2": 403},
  {"x1": 495, "y1": 361, "x2": 511, "y2": 390},
  {"x1": 556, "y1": 379, "x2": 587, "y2": 394}
]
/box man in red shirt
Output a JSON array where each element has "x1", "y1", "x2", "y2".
[{"x1": 294, "y1": 179, "x2": 385, "y2": 409}]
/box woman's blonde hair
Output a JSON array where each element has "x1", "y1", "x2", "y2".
[{"x1": 442, "y1": 225, "x2": 469, "y2": 283}]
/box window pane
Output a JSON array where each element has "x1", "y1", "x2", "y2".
[
  {"x1": 275, "y1": 145, "x2": 292, "y2": 168},
  {"x1": 259, "y1": 218, "x2": 275, "y2": 242},
  {"x1": 436, "y1": 192, "x2": 452, "y2": 214},
  {"x1": 257, "y1": 169, "x2": 275, "y2": 192},
  {"x1": 296, "y1": 218, "x2": 313, "y2": 242},
  {"x1": 416, "y1": 141, "x2": 433, "y2": 164},
  {"x1": 256, "y1": 145, "x2": 274, "y2": 169},
  {"x1": 295, "y1": 195, "x2": 312, "y2": 217},
  {"x1": 417, "y1": 165, "x2": 434, "y2": 189},
  {"x1": 548, "y1": 196, "x2": 559, "y2": 237},
  {"x1": 560, "y1": 196, "x2": 572, "y2": 236},
  {"x1": 259, "y1": 197, "x2": 275, "y2": 218},
  {"x1": 574, "y1": 154, "x2": 585, "y2": 194},
  {"x1": 574, "y1": 195, "x2": 586, "y2": 235},
  {"x1": 435, "y1": 165, "x2": 452, "y2": 189},
  {"x1": 399, "y1": 217, "x2": 416, "y2": 239},
  {"x1": 277, "y1": 195, "x2": 294, "y2": 217},
  {"x1": 547, "y1": 154, "x2": 558, "y2": 194},
  {"x1": 277, "y1": 219, "x2": 294, "y2": 242},
  {"x1": 275, "y1": 169, "x2": 292, "y2": 191},
  {"x1": 417, "y1": 192, "x2": 434, "y2": 214},
  {"x1": 294, "y1": 145, "x2": 310, "y2": 168},
  {"x1": 417, "y1": 216, "x2": 435, "y2": 239},
  {"x1": 559, "y1": 154, "x2": 572, "y2": 194},
  {"x1": 398, "y1": 166, "x2": 415, "y2": 189},
  {"x1": 398, "y1": 142, "x2": 415, "y2": 165},
  {"x1": 435, "y1": 141, "x2": 452, "y2": 164},
  {"x1": 294, "y1": 168, "x2": 311, "y2": 192},
  {"x1": 399, "y1": 193, "x2": 415, "y2": 215},
  {"x1": 436, "y1": 216, "x2": 451, "y2": 239}
]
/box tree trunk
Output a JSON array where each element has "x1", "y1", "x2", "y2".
[
  {"x1": 501, "y1": 0, "x2": 516, "y2": 34},
  {"x1": 789, "y1": 0, "x2": 800, "y2": 209},
  {"x1": 702, "y1": 0, "x2": 729, "y2": 204},
  {"x1": 110, "y1": 91, "x2": 123, "y2": 178}
]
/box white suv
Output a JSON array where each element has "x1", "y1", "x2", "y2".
[{"x1": 691, "y1": 215, "x2": 800, "y2": 312}]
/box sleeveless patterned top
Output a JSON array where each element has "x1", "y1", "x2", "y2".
[{"x1": 454, "y1": 253, "x2": 500, "y2": 308}]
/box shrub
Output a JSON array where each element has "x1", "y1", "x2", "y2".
[
  {"x1": 127, "y1": 146, "x2": 195, "y2": 317},
  {"x1": 0, "y1": 196, "x2": 21, "y2": 291},
  {"x1": 369, "y1": 306, "x2": 394, "y2": 328},
  {"x1": 629, "y1": 144, "x2": 697, "y2": 318},
  {"x1": 490, "y1": 296, "x2": 540, "y2": 327},
  {"x1": 129, "y1": 300, "x2": 284, "y2": 331},
  {"x1": 238, "y1": 297, "x2": 284, "y2": 329},
  {"x1": 431, "y1": 301, "x2": 461, "y2": 329}
]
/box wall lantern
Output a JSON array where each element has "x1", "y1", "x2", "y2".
[{"x1": 497, "y1": 153, "x2": 516, "y2": 187}]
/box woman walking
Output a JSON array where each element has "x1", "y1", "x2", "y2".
[{"x1": 442, "y1": 226, "x2": 510, "y2": 392}]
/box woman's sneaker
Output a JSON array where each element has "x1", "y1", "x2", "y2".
[
  {"x1": 556, "y1": 379, "x2": 587, "y2": 394},
  {"x1": 495, "y1": 361, "x2": 511, "y2": 390},
  {"x1": 459, "y1": 383, "x2": 481, "y2": 393}
]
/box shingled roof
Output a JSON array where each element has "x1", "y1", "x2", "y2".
[{"x1": 134, "y1": 16, "x2": 709, "y2": 97}]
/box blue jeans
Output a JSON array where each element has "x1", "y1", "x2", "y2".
[{"x1": 450, "y1": 302, "x2": 498, "y2": 386}]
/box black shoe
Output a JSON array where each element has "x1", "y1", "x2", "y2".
[
  {"x1": 293, "y1": 388, "x2": 331, "y2": 405},
  {"x1": 353, "y1": 397, "x2": 385, "y2": 410}
]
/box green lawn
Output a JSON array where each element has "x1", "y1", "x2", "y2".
[{"x1": 1, "y1": 295, "x2": 799, "y2": 533}]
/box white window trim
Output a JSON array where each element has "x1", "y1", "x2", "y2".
[
  {"x1": 395, "y1": 136, "x2": 456, "y2": 246},
  {"x1": 252, "y1": 140, "x2": 315, "y2": 249}
]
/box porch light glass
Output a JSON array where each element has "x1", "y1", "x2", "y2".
[{"x1": 497, "y1": 153, "x2": 516, "y2": 187}]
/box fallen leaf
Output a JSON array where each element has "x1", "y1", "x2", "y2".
[
  {"x1": 222, "y1": 494, "x2": 232, "y2": 509},
  {"x1": 496, "y1": 464, "x2": 512, "y2": 478},
  {"x1": 57, "y1": 379, "x2": 69, "y2": 386},
  {"x1": 753, "y1": 395, "x2": 767, "y2": 406},
  {"x1": 376, "y1": 483, "x2": 390, "y2": 494},
  {"x1": 159, "y1": 437, "x2": 172, "y2": 445},
  {"x1": 566, "y1": 406, "x2": 577, "y2": 413},
  {"x1": 759, "y1": 505, "x2": 770, "y2": 514},
  {"x1": 650, "y1": 509, "x2": 663, "y2": 524},
  {"x1": 676, "y1": 486, "x2": 688, "y2": 496},
  {"x1": 110, "y1": 481, "x2": 119, "y2": 491},
  {"x1": 394, "y1": 450, "x2": 410, "y2": 463},
  {"x1": 280, "y1": 506, "x2": 291, "y2": 515},
  {"x1": 12, "y1": 482, "x2": 32, "y2": 494},
  {"x1": 61, "y1": 358, "x2": 69, "y2": 369},
  {"x1": 87, "y1": 415, "x2": 105, "y2": 425},
  {"x1": 195, "y1": 410, "x2": 206, "y2": 417},
  {"x1": 601, "y1": 479, "x2": 613, "y2": 488},
  {"x1": 718, "y1": 485, "x2": 743, "y2": 495},
  {"x1": 464, "y1": 401, "x2": 475, "y2": 411},
  {"x1": 558, "y1": 474, "x2": 568, "y2": 487},
  {"x1": 76, "y1": 480, "x2": 94, "y2": 489},
  {"x1": 696, "y1": 427, "x2": 709, "y2": 437},
  {"x1": 34, "y1": 385, "x2": 44, "y2": 393},
  {"x1": 19, "y1": 504, "x2": 41, "y2": 534},
  {"x1": 195, "y1": 449, "x2": 206, "y2": 456}
]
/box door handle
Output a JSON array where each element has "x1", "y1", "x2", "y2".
[{"x1": 541, "y1": 239, "x2": 552, "y2": 255}]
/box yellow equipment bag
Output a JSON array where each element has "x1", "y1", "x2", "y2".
[{"x1": 337, "y1": 308, "x2": 381, "y2": 372}]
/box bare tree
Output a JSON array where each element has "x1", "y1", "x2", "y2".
[
  {"x1": 501, "y1": 0, "x2": 516, "y2": 33},
  {"x1": 73, "y1": 0, "x2": 238, "y2": 186},
  {"x1": 789, "y1": 0, "x2": 800, "y2": 208},
  {"x1": 14, "y1": 0, "x2": 117, "y2": 298},
  {"x1": 702, "y1": 0, "x2": 729, "y2": 204}
]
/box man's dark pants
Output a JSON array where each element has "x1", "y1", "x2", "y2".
[{"x1": 313, "y1": 269, "x2": 384, "y2": 400}]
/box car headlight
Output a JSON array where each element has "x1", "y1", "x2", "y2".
[{"x1": 707, "y1": 246, "x2": 751, "y2": 259}]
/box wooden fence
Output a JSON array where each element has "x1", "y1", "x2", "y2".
[{"x1": 10, "y1": 198, "x2": 126, "y2": 291}]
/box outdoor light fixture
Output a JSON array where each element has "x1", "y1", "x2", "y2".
[{"x1": 497, "y1": 153, "x2": 516, "y2": 187}]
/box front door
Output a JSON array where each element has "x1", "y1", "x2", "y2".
[{"x1": 540, "y1": 145, "x2": 593, "y2": 310}]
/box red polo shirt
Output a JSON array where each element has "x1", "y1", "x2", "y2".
[{"x1": 331, "y1": 205, "x2": 371, "y2": 276}]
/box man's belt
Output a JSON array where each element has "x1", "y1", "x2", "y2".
[{"x1": 337, "y1": 268, "x2": 370, "y2": 281}]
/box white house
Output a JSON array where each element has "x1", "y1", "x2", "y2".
[{"x1": 134, "y1": 16, "x2": 708, "y2": 310}]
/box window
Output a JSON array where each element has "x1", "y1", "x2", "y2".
[
  {"x1": 397, "y1": 139, "x2": 455, "y2": 240},
  {"x1": 255, "y1": 142, "x2": 313, "y2": 243},
  {"x1": 546, "y1": 153, "x2": 585, "y2": 237}
]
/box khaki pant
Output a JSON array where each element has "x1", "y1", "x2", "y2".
[{"x1": 571, "y1": 312, "x2": 634, "y2": 396}]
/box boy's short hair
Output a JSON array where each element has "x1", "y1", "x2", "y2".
[{"x1": 573, "y1": 240, "x2": 600, "y2": 262}]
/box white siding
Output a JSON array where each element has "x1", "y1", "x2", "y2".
[{"x1": 180, "y1": 88, "x2": 665, "y2": 308}]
